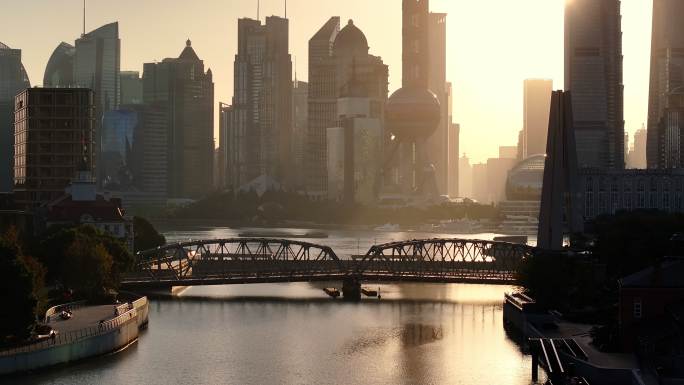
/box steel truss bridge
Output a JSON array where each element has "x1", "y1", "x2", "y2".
[{"x1": 121, "y1": 238, "x2": 536, "y2": 289}]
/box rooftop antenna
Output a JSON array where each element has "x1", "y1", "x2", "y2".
[
  {"x1": 294, "y1": 56, "x2": 297, "y2": 84},
  {"x1": 257, "y1": 0, "x2": 260, "y2": 21},
  {"x1": 82, "y1": 0, "x2": 86, "y2": 36},
  {"x1": 285, "y1": 0, "x2": 287, "y2": 18}
]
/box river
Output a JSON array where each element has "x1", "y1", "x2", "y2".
[{"x1": 9, "y1": 227, "x2": 545, "y2": 385}]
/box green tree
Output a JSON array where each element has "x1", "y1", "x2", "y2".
[
  {"x1": 133, "y1": 216, "x2": 166, "y2": 253},
  {"x1": 61, "y1": 239, "x2": 113, "y2": 300},
  {"x1": 36, "y1": 225, "x2": 133, "y2": 291},
  {"x1": 0, "y1": 238, "x2": 38, "y2": 340}
]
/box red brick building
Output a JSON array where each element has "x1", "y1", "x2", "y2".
[{"x1": 619, "y1": 258, "x2": 684, "y2": 351}]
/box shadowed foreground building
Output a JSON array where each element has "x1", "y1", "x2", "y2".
[
  {"x1": 0, "y1": 42, "x2": 30, "y2": 192},
  {"x1": 13, "y1": 88, "x2": 95, "y2": 208}
]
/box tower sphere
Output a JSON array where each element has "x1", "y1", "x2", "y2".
[{"x1": 385, "y1": 87, "x2": 441, "y2": 140}]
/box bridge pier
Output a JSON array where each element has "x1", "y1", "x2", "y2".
[{"x1": 342, "y1": 277, "x2": 361, "y2": 301}]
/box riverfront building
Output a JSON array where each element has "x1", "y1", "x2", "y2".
[
  {"x1": 13, "y1": 88, "x2": 95, "y2": 208},
  {"x1": 565, "y1": 0, "x2": 624, "y2": 169},
  {"x1": 231, "y1": 16, "x2": 292, "y2": 189},
  {"x1": 647, "y1": 0, "x2": 684, "y2": 168},
  {"x1": 142, "y1": 40, "x2": 214, "y2": 199},
  {"x1": 0, "y1": 42, "x2": 30, "y2": 192}
]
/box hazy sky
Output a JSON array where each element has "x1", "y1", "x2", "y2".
[{"x1": 0, "y1": 0, "x2": 652, "y2": 164}]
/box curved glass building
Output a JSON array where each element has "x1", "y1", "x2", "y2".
[
  {"x1": 505, "y1": 154, "x2": 545, "y2": 201},
  {"x1": 0, "y1": 42, "x2": 30, "y2": 191},
  {"x1": 43, "y1": 42, "x2": 75, "y2": 87}
]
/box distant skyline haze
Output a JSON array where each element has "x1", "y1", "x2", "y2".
[{"x1": 0, "y1": 0, "x2": 652, "y2": 164}]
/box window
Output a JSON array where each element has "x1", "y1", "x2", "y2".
[{"x1": 633, "y1": 299, "x2": 642, "y2": 319}]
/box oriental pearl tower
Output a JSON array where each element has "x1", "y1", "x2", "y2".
[{"x1": 385, "y1": 0, "x2": 441, "y2": 198}]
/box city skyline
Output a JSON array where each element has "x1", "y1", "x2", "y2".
[{"x1": 0, "y1": 0, "x2": 652, "y2": 164}]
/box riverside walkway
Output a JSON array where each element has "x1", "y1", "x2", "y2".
[{"x1": 48, "y1": 305, "x2": 121, "y2": 335}]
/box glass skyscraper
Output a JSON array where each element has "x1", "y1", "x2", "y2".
[{"x1": 0, "y1": 42, "x2": 30, "y2": 192}]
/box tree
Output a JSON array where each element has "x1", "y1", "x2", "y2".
[
  {"x1": 61, "y1": 239, "x2": 113, "y2": 300},
  {"x1": 133, "y1": 216, "x2": 166, "y2": 253},
  {"x1": 0, "y1": 237, "x2": 38, "y2": 340},
  {"x1": 36, "y1": 225, "x2": 133, "y2": 292}
]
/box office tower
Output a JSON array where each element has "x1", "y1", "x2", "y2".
[
  {"x1": 656, "y1": 90, "x2": 684, "y2": 168},
  {"x1": 101, "y1": 108, "x2": 138, "y2": 190},
  {"x1": 135, "y1": 104, "x2": 168, "y2": 200},
  {"x1": 307, "y1": 17, "x2": 341, "y2": 196},
  {"x1": 499, "y1": 146, "x2": 518, "y2": 159},
  {"x1": 647, "y1": 0, "x2": 684, "y2": 168},
  {"x1": 120, "y1": 71, "x2": 143, "y2": 105},
  {"x1": 218, "y1": 102, "x2": 239, "y2": 191},
  {"x1": 233, "y1": 16, "x2": 292, "y2": 189},
  {"x1": 74, "y1": 22, "x2": 121, "y2": 183},
  {"x1": 427, "y1": 12, "x2": 449, "y2": 195},
  {"x1": 44, "y1": 42, "x2": 75, "y2": 87},
  {"x1": 471, "y1": 163, "x2": 488, "y2": 203},
  {"x1": 13, "y1": 88, "x2": 95, "y2": 208},
  {"x1": 459, "y1": 153, "x2": 472, "y2": 198},
  {"x1": 386, "y1": 0, "x2": 441, "y2": 197},
  {"x1": 142, "y1": 40, "x2": 214, "y2": 199},
  {"x1": 448, "y1": 121, "x2": 460, "y2": 198},
  {"x1": 0, "y1": 42, "x2": 30, "y2": 192},
  {"x1": 628, "y1": 125, "x2": 647, "y2": 169},
  {"x1": 307, "y1": 18, "x2": 388, "y2": 197},
  {"x1": 292, "y1": 80, "x2": 308, "y2": 191},
  {"x1": 565, "y1": 0, "x2": 624, "y2": 169},
  {"x1": 523, "y1": 79, "x2": 553, "y2": 157}
]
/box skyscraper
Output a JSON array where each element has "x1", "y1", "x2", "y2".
[
  {"x1": 565, "y1": 0, "x2": 624, "y2": 169},
  {"x1": 448, "y1": 121, "x2": 460, "y2": 198},
  {"x1": 13, "y1": 88, "x2": 95, "y2": 208},
  {"x1": 628, "y1": 125, "x2": 647, "y2": 169},
  {"x1": 385, "y1": 0, "x2": 441, "y2": 197},
  {"x1": 0, "y1": 42, "x2": 30, "y2": 192},
  {"x1": 142, "y1": 40, "x2": 214, "y2": 199},
  {"x1": 646, "y1": 0, "x2": 684, "y2": 169},
  {"x1": 218, "y1": 102, "x2": 234, "y2": 190},
  {"x1": 307, "y1": 18, "x2": 388, "y2": 198},
  {"x1": 74, "y1": 22, "x2": 121, "y2": 183},
  {"x1": 292, "y1": 80, "x2": 308, "y2": 191},
  {"x1": 307, "y1": 17, "x2": 341, "y2": 196},
  {"x1": 120, "y1": 71, "x2": 143, "y2": 105},
  {"x1": 427, "y1": 12, "x2": 449, "y2": 196},
  {"x1": 43, "y1": 42, "x2": 75, "y2": 87},
  {"x1": 233, "y1": 16, "x2": 292, "y2": 189},
  {"x1": 523, "y1": 79, "x2": 553, "y2": 158}
]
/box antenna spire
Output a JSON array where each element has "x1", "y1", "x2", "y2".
[
  {"x1": 82, "y1": 0, "x2": 86, "y2": 36},
  {"x1": 257, "y1": 0, "x2": 260, "y2": 21},
  {"x1": 285, "y1": 0, "x2": 287, "y2": 18}
]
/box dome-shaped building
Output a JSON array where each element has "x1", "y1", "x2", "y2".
[
  {"x1": 506, "y1": 154, "x2": 546, "y2": 201},
  {"x1": 44, "y1": 42, "x2": 75, "y2": 87},
  {"x1": 333, "y1": 20, "x2": 369, "y2": 57}
]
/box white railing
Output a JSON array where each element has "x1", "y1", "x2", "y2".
[
  {"x1": 2, "y1": 308, "x2": 139, "y2": 357},
  {"x1": 44, "y1": 301, "x2": 87, "y2": 323}
]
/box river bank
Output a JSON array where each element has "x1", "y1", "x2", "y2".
[{"x1": 0, "y1": 297, "x2": 149, "y2": 376}]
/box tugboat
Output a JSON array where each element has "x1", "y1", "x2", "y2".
[{"x1": 323, "y1": 288, "x2": 340, "y2": 298}]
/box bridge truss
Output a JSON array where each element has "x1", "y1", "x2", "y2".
[{"x1": 122, "y1": 238, "x2": 536, "y2": 289}]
